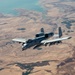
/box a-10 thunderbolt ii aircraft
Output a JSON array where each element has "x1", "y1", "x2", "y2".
[{"x1": 12, "y1": 27, "x2": 71, "y2": 50}]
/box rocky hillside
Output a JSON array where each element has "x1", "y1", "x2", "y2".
[{"x1": 0, "y1": 0, "x2": 75, "y2": 75}]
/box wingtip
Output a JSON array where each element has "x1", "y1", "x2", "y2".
[
  {"x1": 68, "y1": 36, "x2": 72, "y2": 39},
  {"x1": 12, "y1": 38, "x2": 16, "y2": 41}
]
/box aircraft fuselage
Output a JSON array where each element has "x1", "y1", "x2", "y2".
[
  {"x1": 22, "y1": 36, "x2": 45, "y2": 50},
  {"x1": 22, "y1": 32, "x2": 54, "y2": 50}
]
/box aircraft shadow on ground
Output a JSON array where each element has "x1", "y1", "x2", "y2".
[
  {"x1": 57, "y1": 57, "x2": 75, "y2": 68},
  {"x1": 17, "y1": 60, "x2": 50, "y2": 75},
  {"x1": 6, "y1": 60, "x2": 58, "y2": 75}
]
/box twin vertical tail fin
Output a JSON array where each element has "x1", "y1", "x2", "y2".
[
  {"x1": 59, "y1": 27, "x2": 62, "y2": 38},
  {"x1": 40, "y1": 27, "x2": 62, "y2": 38}
]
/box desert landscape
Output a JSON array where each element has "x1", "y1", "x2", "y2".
[{"x1": 0, "y1": 0, "x2": 75, "y2": 75}]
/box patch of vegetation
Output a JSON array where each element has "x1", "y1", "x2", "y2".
[
  {"x1": 17, "y1": 28, "x2": 26, "y2": 31},
  {"x1": 62, "y1": 19, "x2": 75, "y2": 29}
]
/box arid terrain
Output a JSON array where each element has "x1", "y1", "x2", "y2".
[{"x1": 0, "y1": 0, "x2": 75, "y2": 75}]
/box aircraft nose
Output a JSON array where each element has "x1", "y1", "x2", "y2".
[
  {"x1": 22, "y1": 46, "x2": 27, "y2": 51},
  {"x1": 22, "y1": 43, "x2": 27, "y2": 51},
  {"x1": 22, "y1": 48, "x2": 25, "y2": 51}
]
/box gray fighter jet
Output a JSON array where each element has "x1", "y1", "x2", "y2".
[{"x1": 12, "y1": 27, "x2": 71, "y2": 50}]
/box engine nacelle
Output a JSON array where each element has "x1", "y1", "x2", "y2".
[
  {"x1": 45, "y1": 34, "x2": 49, "y2": 38},
  {"x1": 45, "y1": 32, "x2": 54, "y2": 38},
  {"x1": 35, "y1": 32, "x2": 54, "y2": 38},
  {"x1": 35, "y1": 33, "x2": 44, "y2": 37}
]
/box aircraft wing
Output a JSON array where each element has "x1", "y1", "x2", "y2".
[
  {"x1": 12, "y1": 38, "x2": 26, "y2": 43},
  {"x1": 41, "y1": 36, "x2": 71, "y2": 44}
]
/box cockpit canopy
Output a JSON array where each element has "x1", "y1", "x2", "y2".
[{"x1": 26, "y1": 39, "x2": 33, "y2": 43}]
